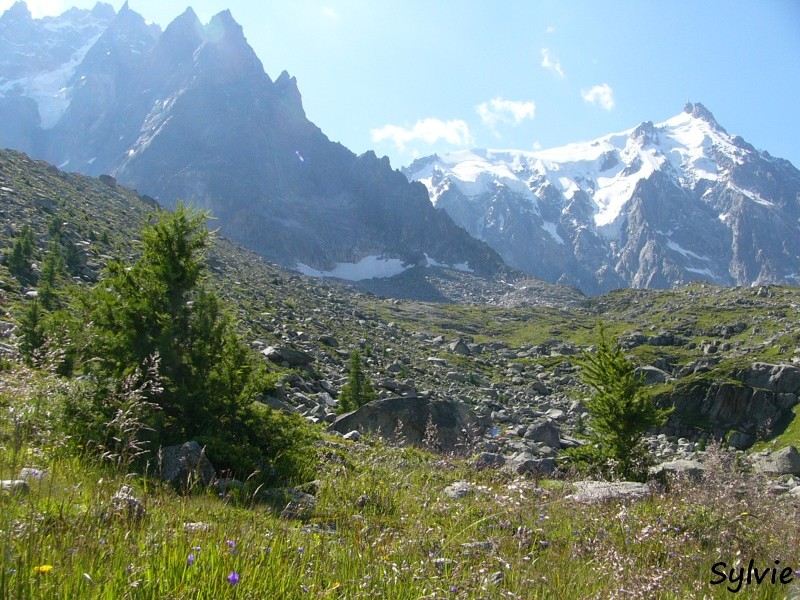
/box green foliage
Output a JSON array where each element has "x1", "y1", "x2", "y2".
[
  {"x1": 337, "y1": 350, "x2": 377, "y2": 413},
  {"x1": 7, "y1": 224, "x2": 35, "y2": 282},
  {"x1": 565, "y1": 324, "x2": 672, "y2": 481},
  {"x1": 18, "y1": 299, "x2": 46, "y2": 365},
  {"x1": 64, "y1": 204, "x2": 317, "y2": 482},
  {"x1": 38, "y1": 239, "x2": 66, "y2": 309}
]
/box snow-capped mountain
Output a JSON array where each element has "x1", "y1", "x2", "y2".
[
  {"x1": 0, "y1": 2, "x2": 503, "y2": 282},
  {"x1": 405, "y1": 103, "x2": 800, "y2": 294}
]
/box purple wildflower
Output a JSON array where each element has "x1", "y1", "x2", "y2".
[
  {"x1": 227, "y1": 571, "x2": 240, "y2": 585},
  {"x1": 187, "y1": 553, "x2": 195, "y2": 566}
]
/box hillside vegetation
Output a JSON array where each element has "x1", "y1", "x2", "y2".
[{"x1": 1, "y1": 148, "x2": 800, "y2": 598}]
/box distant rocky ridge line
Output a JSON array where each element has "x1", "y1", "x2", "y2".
[
  {"x1": 405, "y1": 102, "x2": 800, "y2": 294},
  {"x1": 0, "y1": 2, "x2": 506, "y2": 293}
]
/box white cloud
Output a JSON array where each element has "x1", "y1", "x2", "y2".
[
  {"x1": 545, "y1": 26, "x2": 556, "y2": 34},
  {"x1": 370, "y1": 118, "x2": 473, "y2": 151},
  {"x1": 476, "y1": 97, "x2": 536, "y2": 131},
  {"x1": 541, "y1": 48, "x2": 565, "y2": 79},
  {"x1": 581, "y1": 83, "x2": 615, "y2": 111}
]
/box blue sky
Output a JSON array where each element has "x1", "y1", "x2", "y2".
[{"x1": 4, "y1": 0, "x2": 800, "y2": 169}]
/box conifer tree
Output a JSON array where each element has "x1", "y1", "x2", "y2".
[
  {"x1": 18, "y1": 299, "x2": 46, "y2": 365},
  {"x1": 338, "y1": 350, "x2": 377, "y2": 412},
  {"x1": 567, "y1": 324, "x2": 672, "y2": 480},
  {"x1": 72, "y1": 204, "x2": 317, "y2": 481},
  {"x1": 7, "y1": 224, "x2": 35, "y2": 282}
]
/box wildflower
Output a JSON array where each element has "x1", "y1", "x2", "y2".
[
  {"x1": 227, "y1": 571, "x2": 240, "y2": 585},
  {"x1": 34, "y1": 565, "x2": 53, "y2": 574},
  {"x1": 187, "y1": 553, "x2": 195, "y2": 566}
]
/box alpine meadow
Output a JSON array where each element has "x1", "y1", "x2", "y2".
[{"x1": 2, "y1": 3, "x2": 800, "y2": 599}]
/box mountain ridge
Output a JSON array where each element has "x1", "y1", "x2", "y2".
[
  {"x1": 0, "y1": 2, "x2": 507, "y2": 291},
  {"x1": 405, "y1": 103, "x2": 800, "y2": 294}
]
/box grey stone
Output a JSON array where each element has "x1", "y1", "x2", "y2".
[
  {"x1": 107, "y1": 485, "x2": 145, "y2": 522},
  {"x1": 342, "y1": 430, "x2": 361, "y2": 441},
  {"x1": 727, "y1": 431, "x2": 754, "y2": 450},
  {"x1": 649, "y1": 458, "x2": 706, "y2": 480},
  {"x1": 160, "y1": 441, "x2": 216, "y2": 486},
  {"x1": 447, "y1": 339, "x2": 471, "y2": 356},
  {"x1": 259, "y1": 396, "x2": 297, "y2": 414},
  {"x1": 1, "y1": 480, "x2": 29, "y2": 494},
  {"x1": 472, "y1": 452, "x2": 506, "y2": 470},
  {"x1": 280, "y1": 492, "x2": 317, "y2": 520},
  {"x1": 262, "y1": 345, "x2": 314, "y2": 366},
  {"x1": 752, "y1": 446, "x2": 800, "y2": 476},
  {"x1": 567, "y1": 481, "x2": 651, "y2": 503},
  {"x1": 443, "y1": 481, "x2": 475, "y2": 499},
  {"x1": 317, "y1": 335, "x2": 339, "y2": 348},
  {"x1": 19, "y1": 467, "x2": 47, "y2": 481},
  {"x1": 523, "y1": 420, "x2": 561, "y2": 448},
  {"x1": 636, "y1": 365, "x2": 670, "y2": 385},
  {"x1": 513, "y1": 457, "x2": 557, "y2": 477}
]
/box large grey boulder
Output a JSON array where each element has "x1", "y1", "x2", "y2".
[
  {"x1": 328, "y1": 396, "x2": 487, "y2": 451},
  {"x1": 509, "y1": 452, "x2": 557, "y2": 477},
  {"x1": 636, "y1": 365, "x2": 670, "y2": 385},
  {"x1": 447, "y1": 339, "x2": 471, "y2": 356},
  {"x1": 523, "y1": 420, "x2": 561, "y2": 448},
  {"x1": 262, "y1": 345, "x2": 314, "y2": 367},
  {"x1": 160, "y1": 441, "x2": 216, "y2": 486},
  {"x1": 751, "y1": 446, "x2": 800, "y2": 476},
  {"x1": 471, "y1": 452, "x2": 505, "y2": 471}
]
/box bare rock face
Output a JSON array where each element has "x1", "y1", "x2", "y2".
[
  {"x1": 329, "y1": 396, "x2": 487, "y2": 451},
  {"x1": 659, "y1": 363, "x2": 800, "y2": 448}
]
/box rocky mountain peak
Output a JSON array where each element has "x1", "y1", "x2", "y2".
[
  {"x1": 407, "y1": 105, "x2": 800, "y2": 294},
  {"x1": 91, "y1": 2, "x2": 116, "y2": 20},
  {"x1": 161, "y1": 6, "x2": 202, "y2": 45},
  {"x1": 208, "y1": 8, "x2": 239, "y2": 32},
  {"x1": 631, "y1": 120, "x2": 658, "y2": 146},
  {"x1": 684, "y1": 101, "x2": 726, "y2": 133},
  {"x1": 273, "y1": 70, "x2": 306, "y2": 116},
  {"x1": 0, "y1": 1, "x2": 31, "y2": 23}
]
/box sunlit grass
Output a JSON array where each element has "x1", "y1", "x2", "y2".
[{"x1": 2, "y1": 366, "x2": 799, "y2": 599}]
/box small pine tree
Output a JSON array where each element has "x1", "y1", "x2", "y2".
[
  {"x1": 38, "y1": 240, "x2": 66, "y2": 309},
  {"x1": 18, "y1": 299, "x2": 46, "y2": 365},
  {"x1": 566, "y1": 324, "x2": 672, "y2": 481},
  {"x1": 338, "y1": 350, "x2": 377, "y2": 412},
  {"x1": 7, "y1": 224, "x2": 35, "y2": 282},
  {"x1": 67, "y1": 204, "x2": 317, "y2": 482}
]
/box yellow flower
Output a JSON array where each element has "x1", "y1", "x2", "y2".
[{"x1": 34, "y1": 565, "x2": 53, "y2": 574}]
